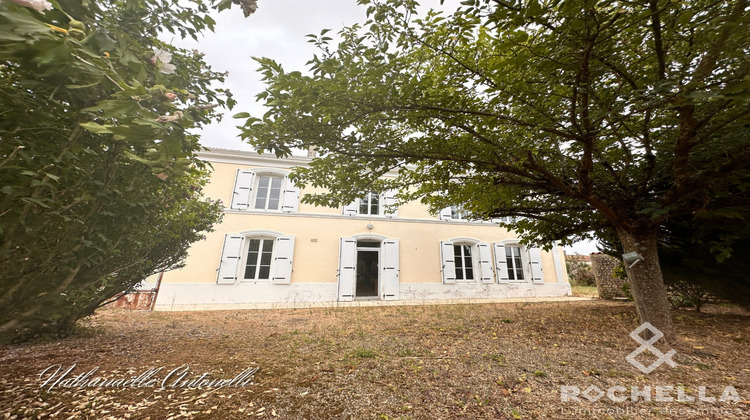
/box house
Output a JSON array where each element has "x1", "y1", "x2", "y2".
[{"x1": 153, "y1": 148, "x2": 571, "y2": 310}]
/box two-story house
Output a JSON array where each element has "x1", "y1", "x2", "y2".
[{"x1": 153, "y1": 148, "x2": 571, "y2": 310}]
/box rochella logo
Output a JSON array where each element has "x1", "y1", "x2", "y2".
[{"x1": 625, "y1": 322, "x2": 677, "y2": 374}]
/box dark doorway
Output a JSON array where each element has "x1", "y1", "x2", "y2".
[{"x1": 356, "y1": 244, "x2": 379, "y2": 297}]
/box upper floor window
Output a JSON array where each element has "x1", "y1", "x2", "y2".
[
  {"x1": 359, "y1": 192, "x2": 380, "y2": 216},
  {"x1": 230, "y1": 169, "x2": 300, "y2": 212},
  {"x1": 451, "y1": 206, "x2": 468, "y2": 221},
  {"x1": 254, "y1": 175, "x2": 283, "y2": 211},
  {"x1": 343, "y1": 190, "x2": 398, "y2": 218}
]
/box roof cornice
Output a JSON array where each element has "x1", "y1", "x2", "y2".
[{"x1": 197, "y1": 148, "x2": 312, "y2": 169}]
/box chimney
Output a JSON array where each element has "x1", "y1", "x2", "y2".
[{"x1": 307, "y1": 145, "x2": 317, "y2": 158}]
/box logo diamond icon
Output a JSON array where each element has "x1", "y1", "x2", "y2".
[{"x1": 625, "y1": 322, "x2": 677, "y2": 374}]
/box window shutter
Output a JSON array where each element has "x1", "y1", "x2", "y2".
[
  {"x1": 337, "y1": 238, "x2": 356, "y2": 301},
  {"x1": 493, "y1": 243, "x2": 510, "y2": 283},
  {"x1": 382, "y1": 190, "x2": 398, "y2": 218},
  {"x1": 342, "y1": 200, "x2": 358, "y2": 216},
  {"x1": 438, "y1": 207, "x2": 452, "y2": 221},
  {"x1": 270, "y1": 236, "x2": 295, "y2": 284},
  {"x1": 230, "y1": 170, "x2": 255, "y2": 210},
  {"x1": 477, "y1": 242, "x2": 495, "y2": 283},
  {"x1": 280, "y1": 177, "x2": 300, "y2": 212},
  {"x1": 528, "y1": 247, "x2": 545, "y2": 284},
  {"x1": 216, "y1": 234, "x2": 243, "y2": 284},
  {"x1": 381, "y1": 239, "x2": 399, "y2": 300},
  {"x1": 440, "y1": 241, "x2": 456, "y2": 284}
]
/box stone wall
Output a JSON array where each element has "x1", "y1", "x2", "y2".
[{"x1": 590, "y1": 253, "x2": 627, "y2": 299}]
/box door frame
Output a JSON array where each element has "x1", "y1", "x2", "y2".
[{"x1": 355, "y1": 241, "x2": 381, "y2": 299}]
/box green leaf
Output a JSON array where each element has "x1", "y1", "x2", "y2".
[{"x1": 80, "y1": 122, "x2": 114, "y2": 134}]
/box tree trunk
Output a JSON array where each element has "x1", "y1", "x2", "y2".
[{"x1": 616, "y1": 228, "x2": 675, "y2": 342}]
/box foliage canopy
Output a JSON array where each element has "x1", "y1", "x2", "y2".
[
  {"x1": 239, "y1": 0, "x2": 750, "y2": 338},
  {"x1": 0, "y1": 0, "x2": 250, "y2": 342}
]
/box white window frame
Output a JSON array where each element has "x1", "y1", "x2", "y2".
[
  {"x1": 358, "y1": 192, "x2": 381, "y2": 216},
  {"x1": 343, "y1": 190, "x2": 398, "y2": 218},
  {"x1": 253, "y1": 174, "x2": 284, "y2": 211},
  {"x1": 241, "y1": 237, "x2": 276, "y2": 282},
  {"x1": 452, "y1": 243, "x2": 476, "y2": 282},
  {"x1": 504, "y1": 244, "x2": 527, "y2": 282},
  {"x1": 450, "y1": 205, "x2": 469, "y2": 221}
]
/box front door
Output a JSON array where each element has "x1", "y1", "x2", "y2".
[{"x1": 356, "y1": 242, "x2": 380, "y2": 298}]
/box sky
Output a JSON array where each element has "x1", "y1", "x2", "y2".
[{"x1": 171, "y1": 0, "x2": 599, "y2": 255}]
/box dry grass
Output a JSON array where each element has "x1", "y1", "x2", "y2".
[
  {"x1": 571, "y1": 285, "x2": 599, "y2": 297},
  {"x1": 1, "y1": 300, "x2": 748, "y2": 419}
]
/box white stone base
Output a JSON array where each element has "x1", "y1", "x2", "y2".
[{"x1": 154, "y1": 282, "x2": 572, "y2": 311}]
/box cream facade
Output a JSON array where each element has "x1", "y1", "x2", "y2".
[{"x1": 154, "y1": 148, "x2": 571, "y2": 310}]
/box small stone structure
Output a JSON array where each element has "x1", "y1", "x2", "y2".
[{"x1": 590, "y1": 253, "x2": 627, "y2": 299}]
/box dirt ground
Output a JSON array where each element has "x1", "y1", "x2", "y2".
[{"x1": 0, "y1": 300, "x2": 748, "y2": 419}]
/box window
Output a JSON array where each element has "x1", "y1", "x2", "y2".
[
  {"x1": 342, "y1": 190, "x2": 398, "y2": 217},
  {"x1": 451, "y1": 206, "x2": 468, "y2": 221},
  {"x1": 244, "y1": 238, "x2": 274, "y2": 280},
  {"x1": 254, "y1": 175, "x2": 283, "y2": 210},
  {"x1": 216, "y1": 233, "x2": 296, "y2": 285},
  {"x1": 493, "y1": 242, "x2": 543, "y2": 284},
  {"x1": 505, "y1": 245, "x2": 525, "y2": 281},
  {"x1": 229, "y1": 170, "x2": 300, "y2": 212},
  {"x1": 440, "y1": 240, "x2": 494, "y2": 284},
  {"x1": 359, "y1": 192, "x2": 380, "y2": 216},
  {"x1": 453, "y1": 244, "x2": 474, "y2": 281}
]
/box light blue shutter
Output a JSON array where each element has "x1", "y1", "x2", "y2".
[
  {"x1": 271, "y1": 236, "x2": 295, "y2": 284},
  {"x1": 216, "y1": 234, "x2": 243, "y2": 284},
  {"x1": 381, "y1": 239, "x2": 399, "y2": 300},
  {"x1": 338, "y1": 238, "x2": 356, "y2": 300},
  {"x1": 493, "y1": 243, "x2": 510, "y2": 283},
  {"x1": 478, "y1": 242, "x2": 495, "y2": 283},
  {"x1": 382, "y1": 190, "x2": 398, "y2": 218},
  {"x1": 440, "y1": 241, "x2": 456, "y2": 284},
  {"x1": 439, "y1": 207, "x2": 452, "y2": 221},
  {"x1": 230, "y1": 170, "x2": 255, "y2": 210},
  {"x1": 529, "y1": 247, "x2": 544, "y2": 284},
  {"x1": 281, "y1": 177, "x2": 300, "y2": 212}
]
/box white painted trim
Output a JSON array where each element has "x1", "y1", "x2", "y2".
[
  {"x1": 449, "y1": 236, "x2": 481, "y2": 244},
  {"x1": 352, "y1": 233, "x2": 388, "y2": 241},
  {"x1": 253, "y1": 168, "x2": 291, "y2": 177},
  {"x1": 237, "y1": 229, "x2": 283, "y2": 237},
  {"x1": 222, "y1": 208, "x2": 503, "y2": 226},
  {"x1": 199, "y1": 148, "x2": 404, "y2": 177}
]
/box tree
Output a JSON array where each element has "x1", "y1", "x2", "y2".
[
  {"x1": 0, "y1": 0, "x2": 253, "y2": 343},
  {"x1": 598, "y1": 174, "x2": 750, "y2": 311},
  {"x1": 238, "y1": 0, "x2": 750, "y2": 340}
]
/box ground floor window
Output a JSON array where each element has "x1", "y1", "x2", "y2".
[
  {"x1": 505, "y1": 245, "x2": 524, "y2": 281},
  {"x1": 244, "y1": 238, "x2": 274, "y2": 281},
  {"x1": 453, "y1": 244, "x2": 474, "y2": 281}
]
